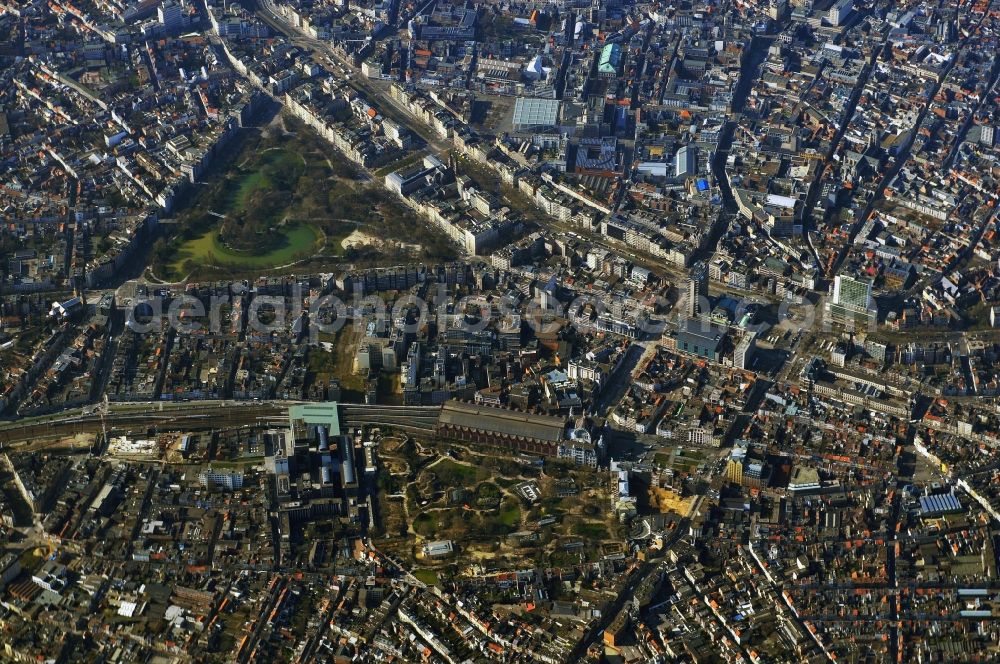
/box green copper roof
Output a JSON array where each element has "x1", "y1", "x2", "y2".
[{"x1": 599, "y1": 43, "x2": 622, "y2": 74}]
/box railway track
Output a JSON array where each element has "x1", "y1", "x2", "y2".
[
  {"x1": 341, "y1": 415, "x2": 438, "y2": 433},
  {"x1": 0, "y1": 408, "x2": 287, "y2": 446},
  {"x1": 340, "y1": 405, "x2": 440, "y2": 433},
  {"x1": 0, "y1": 402, "x2": 442, "y2": 446}
]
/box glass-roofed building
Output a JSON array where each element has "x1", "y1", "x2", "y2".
[{"x1": 512, "y1": 97, "x2": 561, "y2": 132}]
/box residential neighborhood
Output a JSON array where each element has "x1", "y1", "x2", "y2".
[{"x1": 2, "y1": 0, "x2": 1000, "y2": 661}]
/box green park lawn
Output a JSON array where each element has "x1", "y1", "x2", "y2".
[{"x1": 170, "y1": 221, "x2": 321, "y2": 272}]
